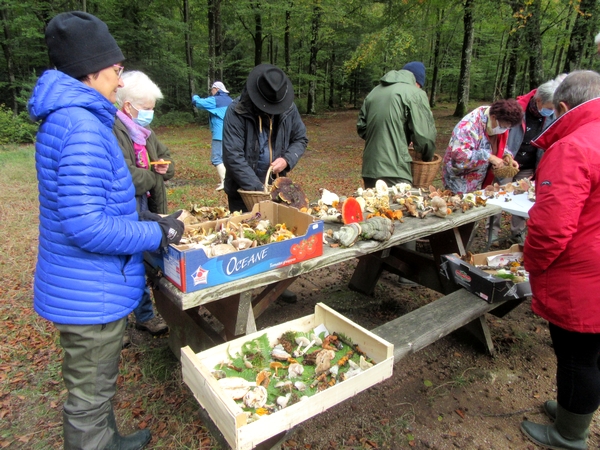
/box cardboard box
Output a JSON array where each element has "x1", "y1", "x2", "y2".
[
  {"x1": 161, "y1": 201, "x2": 323, "y2": 293},
  {"x1": 181, "y1": 303, "x2": 394, "y2": 450},
  {"x1": 440, "y1": 244, "x2": 532, "y2": 303}
]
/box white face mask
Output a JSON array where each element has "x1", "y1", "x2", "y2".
[{"x1": 489, "y1": 125, "x2": 509, "y2": 135}]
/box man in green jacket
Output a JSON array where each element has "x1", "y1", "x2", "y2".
[{"x1": 357, "y1": 61, "x2": 437, "y2": 188}]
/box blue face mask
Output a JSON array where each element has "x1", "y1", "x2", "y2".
[
  {"x1": 130, "y1": 103, "x2": 155, "y2": 127},
  {"x1": 539, "y1": 108, "x2": 554, "y2": 117}
]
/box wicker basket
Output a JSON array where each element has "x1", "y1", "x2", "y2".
[
  {"x1": 408, "y1": 150, "x2": 442, "y2": 189},
  {"x1": 238, "y1": 166, "x2": 273, "y2": 211}
]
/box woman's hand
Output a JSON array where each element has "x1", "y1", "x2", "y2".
[
  {"x1": 488, "y1": 155, "x2": 505, "y2": 169},
  {"x1": 271, "y1": 157, "x2": 288, "y2": 174},
  {"x1": 153, "y1": 159, "x2": 170, "y2": 175}
]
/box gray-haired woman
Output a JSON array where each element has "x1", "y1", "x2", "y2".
[
  {"x1": 113, "y1": 71, "x2": 174, "y2": 338},
  {"x1": 503, "y1": 74, "x2": 566, "y2": 244}
]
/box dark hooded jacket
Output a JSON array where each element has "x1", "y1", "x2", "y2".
[
  {"x1": 222, "y1": 87, "x2": 308, "y2": 194},
  {"x1": 506, "y1": 89, "x2": 556, "y2": 172}
]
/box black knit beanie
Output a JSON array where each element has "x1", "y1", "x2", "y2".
[{"x1": 45, "y1": 11, "x2": 124, "y2": 79}]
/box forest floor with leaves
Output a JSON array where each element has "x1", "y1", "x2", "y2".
[{"x1": 1, "y1": 105, "x2": 599, "y2": 449}]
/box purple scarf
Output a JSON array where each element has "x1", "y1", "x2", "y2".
[{"x1": 117, "y1": 110, "x2": 151, "y2": 145}]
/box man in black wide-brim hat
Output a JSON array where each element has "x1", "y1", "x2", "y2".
[
  {"x1": 222, "y1": 64, "x2": 309, "y2": 303},
  {"x1": 222, "y1": 64, "x2": 308, "y2": 213}
]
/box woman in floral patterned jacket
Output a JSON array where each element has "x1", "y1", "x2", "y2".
[{"x1": 442, "y1": 99, "x2": 523, "y2": 194}]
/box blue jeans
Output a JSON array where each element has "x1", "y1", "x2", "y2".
[
  {"x1": 133, "y1": 286, "x2": 154, "y2": 323},
  {"x1": 211, "y1": 139, "x2": 223, "y2": 166}
]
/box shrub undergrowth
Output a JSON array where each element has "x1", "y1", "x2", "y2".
[{"x1": 0, "y1": 105, "x2": 38, "y2": 145}]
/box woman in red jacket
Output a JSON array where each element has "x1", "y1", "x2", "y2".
[{"x1": 522, "y1": 70, "x2": 600, "y2": 449}]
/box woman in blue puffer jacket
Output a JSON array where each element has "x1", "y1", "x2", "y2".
[{"x1": 28, "y1": 11, "x2": 183, "y2": 450}]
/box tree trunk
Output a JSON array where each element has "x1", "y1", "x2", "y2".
[
  {"x1": 563, "y1": 0, "x2": 597, "y2": 72},
  {"x1": 328, "y1": 49, "x2": 335, "y2": 108},
  {"x1": 252, "y1": 2, "x2": 263, "y2": 66},
  {"x1": 285, "y1": 2, "x2": 292, "y2": 73},
  {"x1": 0, "y1": 6, "x2": 17, "y2": 113},
  {"x1": 554, "y1": 10, "x2": 575, "y2": 75},
  {"x1": 429, "y1": 8, "x2": 443, "y2": 108},
  {"x1": 504, "y1": 0, "x2": 524, "y2": 98},
  {"x1": 492, "y1": 30, "x2": 506, "y2": 99},
  {"x1": 207, "y1": 0, "x2": 216, "y2": 84},
  {"x1": 306, "y1": 0, "x2": 322, "y2": 114},
  {"x1": 526, "y1": 0, "x2": 543, "y2": 90},
  {"x1": 453, "y1": 0, "x2": 475, "y2": 118},
  {"x1": 214, "y1": 0, "x2": 222, "y2": 80}
]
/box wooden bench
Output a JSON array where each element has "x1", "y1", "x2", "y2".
[{"x1": 371, "y1": 288, "x2": 525, "y2": 360}]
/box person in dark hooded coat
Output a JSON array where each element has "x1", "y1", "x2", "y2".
[{"x1": 222, "y1": 64, "x2": 308, "y2": 213}]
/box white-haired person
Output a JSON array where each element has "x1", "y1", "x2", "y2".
[
  {"x1": 595, "y1": 31, "x2": 600, "y2": 54},
  {"x1": 192, "y1": 81, "x2": 233, "y2": 190},
  {"x1": 500, "y1": 74, "x2": 566, "y2": 244},
  {"x1": 114, "y1": 71, "x2": 175, "y2": 338}
]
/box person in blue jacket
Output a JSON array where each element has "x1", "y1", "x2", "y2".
[
  {"x1": 192, "y1": 81, "x2": 233, "y2": 191},
  {"x1": 28, "y1": 11, "x2": 184, "y2": 450}
]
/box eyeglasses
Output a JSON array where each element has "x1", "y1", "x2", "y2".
[{"x1": 113, "y1": 65, "x2": 124, "y2": 78}]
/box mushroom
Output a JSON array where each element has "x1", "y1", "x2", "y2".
[
  {"x1": 430, "y1": 196, "x2": 448, "y2": 218},
  {"x1": 375, "y1": 179, "x2": 389, "y2": 197},
  {"x1": 210, "y1": 243, "x2": 237, "y2": 256},
  {"x1": 243, "y1": 386, "x2": 268, "y2": 408},
  {"x1": 276, "y1": 393, "x2": 292, "y2": 409},
  {"x1": 315, "y1": 349, "x2": 336, "y2": 376},
  {"x1": 293, "y1": 336, "x2": 311, "y2": 357},
  {"x1": 320, "y1": 188, "x2": 340, "y2": 206},
  {"x1": 270, "y1": 177, "x2": 309, "y2": 210},
  {"x1": 256, "y1": 369, "x2": 271, "y2": 388},
  {"x1": 231, "y1": 238, "x2": 256, "y2": 250},
  {"x1": 288, "y1": 363, "x2": 304, "y2": 378},
  {"x1": 271, "y1": 344, "x2": 292, "y2": 361}
]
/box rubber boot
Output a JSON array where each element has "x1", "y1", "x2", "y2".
[
  {"x1": 520, "y1": 403, "x2": 593, "y2": 450},
  {"x1": 215, "y1": 163, "x2": 226, "y2": 191},
  {"x1": 105, "y1": 408, "x2": 151, "y2": 450},
  {"x1": 544, "y1": 400, "x2": 557, "y2": 421}
]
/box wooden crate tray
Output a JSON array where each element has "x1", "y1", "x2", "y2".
[{"x1": 181, "y1": 303, "x2": 394, "y2": 450}]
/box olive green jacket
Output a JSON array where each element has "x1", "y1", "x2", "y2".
[
  {"x1": 357, "y1": 70, "x2": 436, "y2": 182},
  {"x1": 113, "y1": 118, "x2": 175, "y2": 214}
]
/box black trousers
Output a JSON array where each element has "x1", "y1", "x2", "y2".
[
  {"x1": 226, "y1": 190, "x2": 249, "y2": 213},
  {"x1": 550, "y1": 322, "x2": 600, "y2": 414}
]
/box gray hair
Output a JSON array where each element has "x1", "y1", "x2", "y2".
[
  {"x1": 116, "y1": 71, "x2": 163, "y2": 108},
  {"x1": 553, "y1": 70, "x2": 600, "y2": 110},
  {"x1": 595, "y1": 32, "x2": 600, "y2": 45},
  {"x1": 534, "y1": 74, "x2": 567, "y2": 103}
]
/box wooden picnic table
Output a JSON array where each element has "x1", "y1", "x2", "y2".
[{"x1": 146, "y1": 202, "x2": 523, "y2": 358}]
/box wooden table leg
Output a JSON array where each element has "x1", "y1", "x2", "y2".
[
  {"x1": 252, "y1": 277, "x2": 298, "y2": 319},
  {"x1": 348, "y1": 251, "x2": 385, "y2": 295},
  {"x1": 153, "y1": 288, "x2": 225, "y2": 358},
  {"x1": 204, "y1": 291, "x2": 256, "y2": 340},
  {"x1": 463, "y1": 316, "x2": 495, "y2": 356}
]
